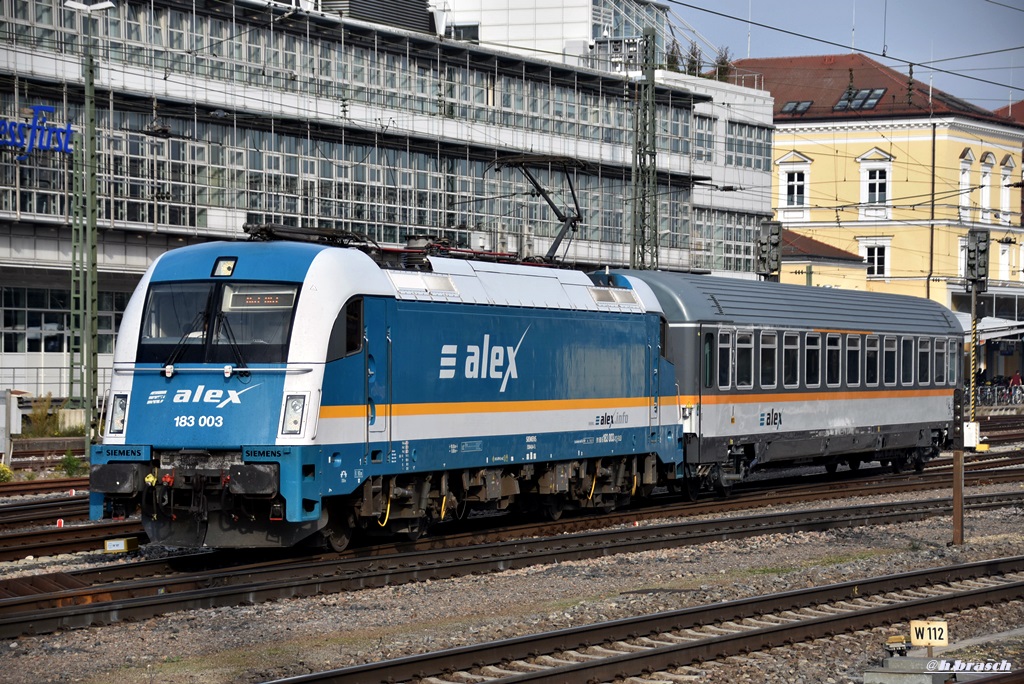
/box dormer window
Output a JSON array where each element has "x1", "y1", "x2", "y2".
[
  {"x1": 781, "y1": 101, "x2": 812, "y2": 114},
  {"x1": 834, "y1": 88, "x2": 886, "y2": 111}
]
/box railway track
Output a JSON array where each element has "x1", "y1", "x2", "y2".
[
  {"x1": 0, "y1": 522, "x2": 147, "y2": 562},
  {"x1": 2, "y1": 492, "x2": 1022, "y2": 639},
  {"x1": 268, "y1": 557, "x2": 1024, "y2": 684},
  {"x1": 2, "y1": 460, "x2": 1023, "y2": 561},
  {"x1": 0, "y1": 477, "x2": 89, "y2": 497}
]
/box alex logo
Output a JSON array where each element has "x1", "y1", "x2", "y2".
[
  {"x1": 147, "y1": 384, "x2": 261, "y2": 409},
  {"x1": 439, "y1": 329, "x2": 529, "y2": 393},
  {"x1": 759, "y1": 409, "x2": 783, "y2": 428}
]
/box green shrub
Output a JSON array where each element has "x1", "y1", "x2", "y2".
[
  {"x1": 0, "y1": 463, "x2": 12, "y2": 483},
  {"x1": 60, "y1": 451, "x2": 87, "y2": 478}
]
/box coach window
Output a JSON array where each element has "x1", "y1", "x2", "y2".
[
  {"x1": 883, "y1": 336, "x2": 898, "y2": 385},
  {"x1": 917, "y1": 338, "x2": 932, "y2": 385},
  {"x1": 783, "y1": 332, "x2": 800, "y2": 387},
  {"x1": 846, "y1": 335, "x2": 861, "y2": 386},
  {"x1": 947, "y1": 338, "x2": 960, "y2": 385},
  {"x1": 865, "y1": 336, "x2": 880, "y2": 386},
  {"x1": 718, "y1": 330, "x2": 732, "y2": 389},
  {"x1": 736, "y1": 331, "x2": 754, "y2": 389},
  {"x1": 934, "y1": 339, "x2": 947, "y2": 385},
  {"x1": 806, "y1": 333, "x2": 821, "y2": 387},
  {"x1": 900, "y1": 337, "x2": 914, "y2": 385},
  {"x1": 825, "y1": 334, "x2": 841, "y2": 386},
  {"x1": 760, "y1": 331, "x2": 777, "y2": 389}
]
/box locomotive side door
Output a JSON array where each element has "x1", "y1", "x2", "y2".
[
  {"x1": 363, "y1": 298, "x2": 392, "y2": 463},
  {"x1": 647, "y1": 318, "x2": 664, "y2": 442}
]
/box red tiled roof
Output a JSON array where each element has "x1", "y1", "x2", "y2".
[
  {"x1": 993, "y1": 100, "x2": 1024, "y2": 124},
  {"x1": 731, "y1": 53, "x2": 1021, "y2": 128},
  {"x1": 781, "y1": 230, "x2": 862, "y2": 262}
]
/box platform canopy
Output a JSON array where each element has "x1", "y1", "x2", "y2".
[{"x1": 955, "y1": 313, "x2": 1024, "y2": 342}]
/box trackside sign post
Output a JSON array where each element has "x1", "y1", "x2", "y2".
[{"x1": 910, "y1": 619, "x2": 948, "y2": 658}]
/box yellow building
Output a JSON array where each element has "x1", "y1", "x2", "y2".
[{"x1": 735, "y1": 53, "x2": 1024, "y2": 377}]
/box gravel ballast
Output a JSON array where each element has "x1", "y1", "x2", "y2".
[{"x1": 4, "y1": 485, "x2": 1024, "y2": 684}]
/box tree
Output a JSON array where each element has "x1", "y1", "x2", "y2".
[
  {"x1": 684, "y1": 41, "x2": 702, "y2": 76},
  {"x1": 713, "y1": 46, "x2": 733, "y2": 81},
  {"x1": 666, "y1": 38, "x2": 683, "y2": 72}
]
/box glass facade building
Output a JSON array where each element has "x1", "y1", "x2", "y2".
[{"x1": 0, "y1": 0, "x2": 774, "y2": 397}]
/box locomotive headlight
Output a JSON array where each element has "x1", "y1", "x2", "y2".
[
  {"x1": 109, "y1": 393, "x2": 129, "y2": 435},
  {"x1": 281, "y1": 394, "x2": 306, "y2": 435}
]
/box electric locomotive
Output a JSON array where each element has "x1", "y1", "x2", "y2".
[{"x1": 90, "y1": 234, "x2": 683, "y2": 549}]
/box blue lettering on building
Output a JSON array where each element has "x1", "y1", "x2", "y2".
[{"x1": 0, "y1": 105, "x2": 75, "y2": 160}]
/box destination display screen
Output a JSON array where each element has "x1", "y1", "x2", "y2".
[{"x1": 226, "y1": 288, "x2": 296, "y2": 310}]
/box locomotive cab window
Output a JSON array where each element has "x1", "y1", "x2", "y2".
[
  {"x1": 136, "y1": 281, "x2": 298, "y2": 364},
  {"x1": 327, "y1": 298, "x2": 363, "y2": 361}
]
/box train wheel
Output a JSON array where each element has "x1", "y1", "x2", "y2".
[
  {"x1": 710, "y1": 465, "x2": 732, "y2": 497},
  {"x1": 543, "y1": 497, "x2": 565, "y2": 521},
  {"x1": 404, "y1": 518, "x2": 426, "y2": 542},
  {"x1": 913, "y1": 448, "x2": 927, "y2": 473},
  {"x1": 323, "y1": 524, "x2": 352, "y2": 553},
  {"x1": 847, "y1": 457, "x2": 862, "y2": 472},
  {"x1": 825, "y1": 462, "x2": 839, "y2": 475},
  {"x1": 670, "y1": 477, "x2": 700, "y2": 501}
]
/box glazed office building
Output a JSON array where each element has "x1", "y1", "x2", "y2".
[{"x1": 0, "y1": 0, "x2": 774, "y2": 399}]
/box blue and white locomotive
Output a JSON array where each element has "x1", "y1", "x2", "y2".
[{"x1": 90, "y1": 230, "x2": 963, "y2": 549}]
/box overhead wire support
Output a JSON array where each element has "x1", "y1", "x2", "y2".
[{"x1": 630, "y1": 27, "x2": 658, "y2": 270}]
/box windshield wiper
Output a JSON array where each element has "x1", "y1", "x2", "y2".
[
  {"x1": 163, "y1": 310, "x2": 207, "y2": 374},
  {"x1": 216, "y1": 312, "x2": 250, "y2": 377}
]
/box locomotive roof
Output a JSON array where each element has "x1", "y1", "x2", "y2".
[{"x1": 616, "y1": 270, "x2": 963, "y2": 336}]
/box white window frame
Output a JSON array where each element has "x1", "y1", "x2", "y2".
[
  {"x1": 776, "y1": 151, "x2": 811, "y2": 222},
  {"x1": 958, "y1": 149, "x2": 973, "y2": 222},
  {"x1": 856, "y1": 149, "x2": 893, "y2": 220},
  {"x1": 857, "y1": 236, "x2": 892, "y2": 279},
  {"x1": 785, "y1": 170, "x2": 806, "y2": 208},
  {"x1": 980, "y1": 153, "x2": 995, "y2": 223},
  {"x1": 1000, "y1": 157, "x2": 1015, "y2": 225}
]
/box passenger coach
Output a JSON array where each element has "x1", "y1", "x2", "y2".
[{"x1": 609, "y1": 270, "x2": 964, "y2": 494}]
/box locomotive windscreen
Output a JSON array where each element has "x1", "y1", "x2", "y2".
[{"x1": 136, "y1": 281, "x2": 299, "y2": 364}]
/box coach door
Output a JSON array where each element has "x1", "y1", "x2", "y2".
[
  {"x1": 648, "y1": 342, "x2": 660, "y2": 441},
  {"x1": 363, "y1": 299, "x2": 392, "y2": 463}
]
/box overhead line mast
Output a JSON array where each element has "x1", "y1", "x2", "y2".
[{"x1": 631, "y1": 27, "x2": 658, "y2": 270}]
